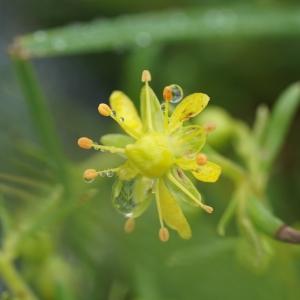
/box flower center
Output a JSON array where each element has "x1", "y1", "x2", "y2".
[{"x1": 125, "y1": 133, "x2": 174, "y2": 178}]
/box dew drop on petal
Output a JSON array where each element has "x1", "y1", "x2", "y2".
[{"x1": 113, "y1": 180, "x2": 136, "y2": 216}]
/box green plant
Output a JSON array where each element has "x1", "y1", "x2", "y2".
[{"x1": 1, "y1": 4, "x2": 300, "y2": 300}]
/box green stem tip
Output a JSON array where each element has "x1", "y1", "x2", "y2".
[{"x1": 276, "y1": 225, "x2": 300, "y2": 244}]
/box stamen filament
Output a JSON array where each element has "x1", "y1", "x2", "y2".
[
  {"x1": 164, "y1": 101, "x2": 169, "y2": 131},
  {"x1": 141, "y1": 70, "x2": 154, "y2": 131},
  {"x1": 167, "y1": 173, "x2": 214, "y2": 213},
  {"x1": 155, "y1": 180, "x2": 170, "y2": 242},
  {"x1": 92, "y1": 143, "x2": 125, "y2": 154},
  {"x1": 155, "y1": 180, "x2": 164, "y2": 229}
]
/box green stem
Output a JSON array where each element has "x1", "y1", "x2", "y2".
[{"x1": 0, "y1": 254, "x2": 38, "y2": 300}]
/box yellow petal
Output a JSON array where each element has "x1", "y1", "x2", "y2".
[
  {"x1": 109, "y1": 91, "x2": 143, "y2": 138},
  {"x1": 168, "y1": 93, "x2": 210, "y2": 132},
  {"x1": 158, "y1": 179, "x2": 192, "y2": 239},
  {"x1": 170, "y1": 125, "x2": 206, "y2": 158},
  {"x1": 140, "y1": 84, "x2": 164, "y2": 132},
  {"x1": 192, "y1": 161, "x2": 222, "y2": 183}
]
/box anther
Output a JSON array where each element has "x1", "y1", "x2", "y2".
[
  {"x1": 78, "y1": 137, "x2": 93, "y2": 149},
  {"x1": 83, "y1": 169, "x2": 98, "y2": 181},
  {"x1": 196, "y1": 153, "x2": 207, "y2": 166},
  {"x1": 98, "y1": 103, "x2": 112, "y2": 117},
  {"x1": 141, "y1": 70, "x2": 151, "y2": 82},
  {"x1": 159, "y1": 227, "x2": 170, "y2": 242},
  {"x1": 204, "y1": 122, "x2": 216, "y2": 133},
  {"x1": 202, "y1": 205, "x2": 214, "y2": 214},
  {"x1": 163, "y1": 86, "x2": 173, "y2": 102},
  {"x1": 124, "y1": 218, "x2": 135, "y2": 234}
]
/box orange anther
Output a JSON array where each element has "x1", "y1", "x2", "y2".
[
  {"x1": 83, "y1": 169, "x2": 98, "y2": 180},
  {"x1": 78, "y1": 137, "x2": 93, "y2": 149},
  {"x1": 163, "y1": 86, "x2": 173, "y2": 102},
  {"x1": 159, "y1": 227, "x2": 170, "y2": 242},
  {"x1": 196, "y1": 153, "x2": 207, "y2": 166},
  {"x1": 98, "y1": 103, "x2": 112, "y2": 117}
]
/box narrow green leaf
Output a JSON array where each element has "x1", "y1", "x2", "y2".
[
  {"x1": 12, "y1": 6, "x2": 300, "y2": 58},
  {"x1": 262, "y1": 82, "x2": 300, "y2": 170},
  {"x1": 9, "y1": 57, "x2": 71, "y2": 194}
]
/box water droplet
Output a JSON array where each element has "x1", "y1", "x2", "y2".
[
  {"x1": 84, "y1": 177, "x2": 95, "y2": 183},
  {"x1": 106, "y1": 170, "x2": 114, "y2": 177},
  {"x1": 113, "y1": 180, "x2": 136, "y2": 216},
  {"x1": 135, "y1": 32, "x2": 152, "y2": 48},
  {"x1": 111, "y1": 110, "x2": 117, "y2": 117},
  {"x1": 119, "y1": 117, "x2": 125, "y2": 122},
  {"x1": 164, "y1": 84, "x2": 183, "y2": 104},
  {"x1": 161, "y1": 103, "x2": 166, "y2": 112}
]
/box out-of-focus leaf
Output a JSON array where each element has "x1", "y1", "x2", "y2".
[
  {"x1": 13, "y1": 6, "x2": 300, "y2": 58},
  {"x1": 262, "y1": 82, "x2": 300, "y2": 170}
]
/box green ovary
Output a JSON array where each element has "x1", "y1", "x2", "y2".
[{"x1": 125, "y1": 133, "x2": 174, "y2": 178}]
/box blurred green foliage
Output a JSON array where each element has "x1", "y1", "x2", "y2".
[{"x1": 1, "y1": 1, "x2": 300, "y2": 300}]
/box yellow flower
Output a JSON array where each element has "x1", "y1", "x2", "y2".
[{"x1": 78, "y1": 70, "x2": 221, "y2": 241}]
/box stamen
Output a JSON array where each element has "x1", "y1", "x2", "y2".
[
  {"x1": 159, "y1": 227, "x2": 170, "y2": 242},
  {"x1": 167, "y1": 173, "x2": 214, "y2": 214},
  {"x1": 92, "y1": 143, "x2": 125, "y2": 154},
  {"x1": 141, "y1": 70, "x2": 151, "y2": 82},
  {"x1": 98, "y1": 167, "x2": 120, "y2": 177},
  {"x1": 155, "y1": 181, "x2": 169, "y2": 242},
  {"x1": 124, "y1": 218, "x2": 135, "y2": 233},
  {"x1": 196, "y1": 153, "x2": 208, "y2": 166},
  {"x1": 98, "y1": 103, "x2": 112, "y2": 117},
  {"x1": 78, "y1": 137, "x2": 93, "y2": 149},
  {"x1": 204, "y1": 122, "x2": 216, "y2": 133}
]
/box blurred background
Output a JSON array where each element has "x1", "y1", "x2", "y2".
[{"x1": 0, "y1": 0, "x2": 300, "y2": 299}]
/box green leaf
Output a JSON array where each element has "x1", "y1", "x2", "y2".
[
  {"x1": 12, "y1": 6, "x2": 300, "y2": 58},
  {"x1": 262, "y1": 82, "x2": 300, "y2": 170}
]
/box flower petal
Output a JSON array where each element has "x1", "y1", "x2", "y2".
[
  {"x1": 158, "y1": 179, "x2": 192, "y2": 239},
  {"x1": 165, "y1": 168, "x2": 202, "y2": 207},
  {"x1": 109, "y1": 91, "x2": 143, "y2": 138},
  {"x1": 192, "y1": 161, "x2": 222, "y2": 183},
  {"x1": 168, "y1": 93, "x2": 210, "y2": 132},
  {"x1": 112, "y1": 177, "x2": 153, "y2": 218},
  {"x1": 140, "y1": 84, "x2": 164, "y2": 132},
  {"x1": 101, "y1": 133, "x2": 134, "y2": 148},
  {"x1": 170, "y1": 125, "x2": 206, "y2": 158}
]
